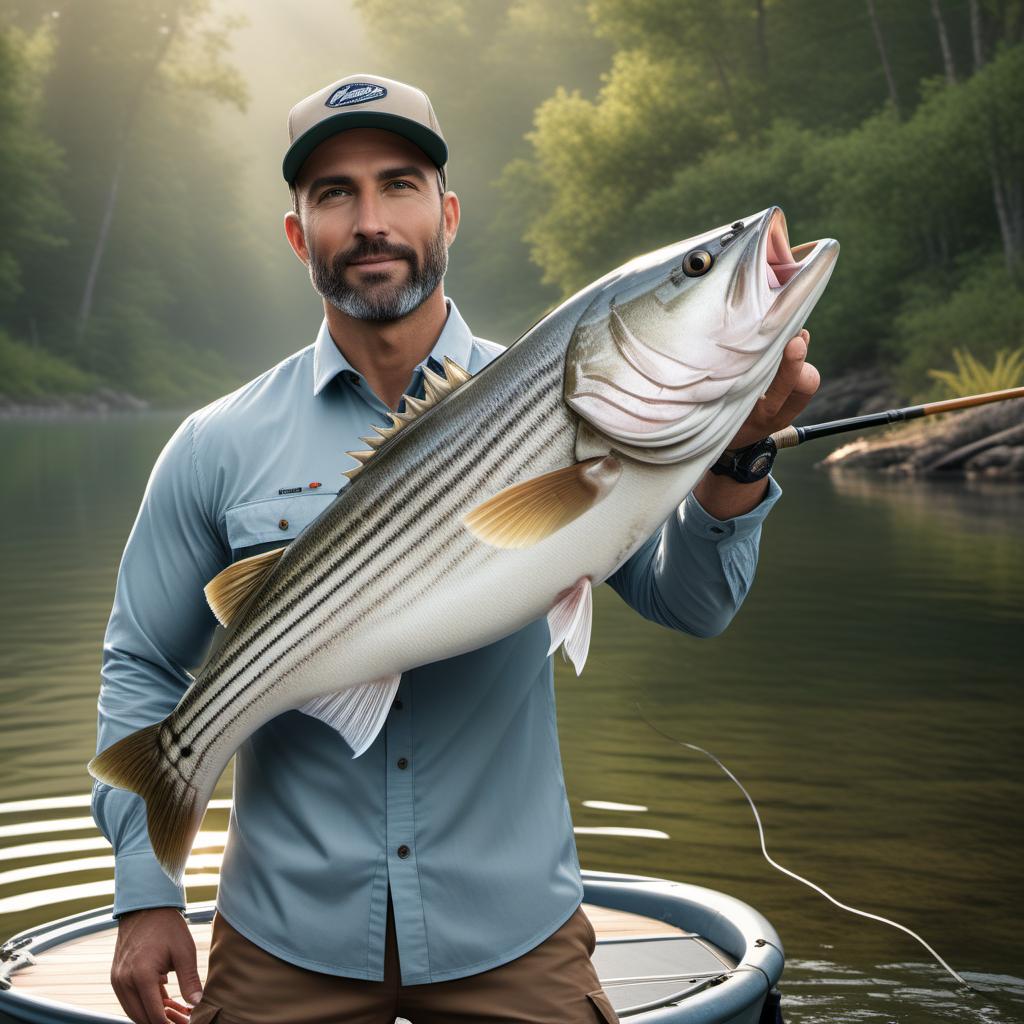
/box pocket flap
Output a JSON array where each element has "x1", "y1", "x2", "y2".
[{"x1": 224, "y1": 492, "x2": 337, "y2": 554}]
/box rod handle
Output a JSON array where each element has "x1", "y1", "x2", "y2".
[{"x1": 770, "y1": 425, "x2": 801, "y2": 449}]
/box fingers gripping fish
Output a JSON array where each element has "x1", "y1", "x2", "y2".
[{"x1": 88, "y1": 206, "x2": 839, "y2": 884}]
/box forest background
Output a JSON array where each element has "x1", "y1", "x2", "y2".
[{"x1": 0, "y1": 0, "x2": 1021, "y2": 408}]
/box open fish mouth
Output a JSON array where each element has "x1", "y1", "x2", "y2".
[
  {"x1": 764, "y1": 208, "x2": 818, "y2": 289},
  {"x1": 755, "y1": 207, "x2": 838, "y2": 339},
  {"x1": 760, "y1": 207, "x2": 837, "y2": 306},
  {"x1": 765, "y1": 209, "x2": 801, "y2": 288}
]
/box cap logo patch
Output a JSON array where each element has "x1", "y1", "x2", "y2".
[{"x1": 326, "y1": 83, "x2": 387, "y2": 108}]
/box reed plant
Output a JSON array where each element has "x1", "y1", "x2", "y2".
[{"x1": 926, "y1": 346, "x2": 1024, "y2": 398}]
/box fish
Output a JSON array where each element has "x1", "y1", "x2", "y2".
[{"x1": 88, "y1": 205, "x2": 838, "y2": 885}]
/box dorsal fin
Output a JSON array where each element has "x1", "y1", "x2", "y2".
[
  {"x1": 344, "y1": 357, "x2": 472, "y2": 479},
  {"x1": 204, "y1": 547, "x2": 285, "y2": 627}
]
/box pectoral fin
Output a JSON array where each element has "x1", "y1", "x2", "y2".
[
  {"x1": 547, "y1": 577, "x2": 593, "y2": 675},
  {"x1": 205, "y1": 547, "x2": 286, "y2": 627},
  {"x1": 463, "y1": 456, "x2": 621, "y2": 549},
  {"x1": 298, "y1": 675, "x2": 402, "y2": 757}
]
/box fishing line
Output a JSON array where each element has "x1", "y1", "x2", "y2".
[{"x1": 632, "y1": 701, "x2": 974, "y2": 991}]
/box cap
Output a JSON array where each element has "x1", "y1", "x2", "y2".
[{"x1": 283, "y1": 73, "x2": 448, "y2": 188}]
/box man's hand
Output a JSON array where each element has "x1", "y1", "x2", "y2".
[
  {"x1": 692, "y1": 328, "x2": 819, "y2": 520},
  {"x1": 111, "y1": 907, "x2": 203, "y2": 1024},
  {"x1": 725, "y1": 328, "x2": 820, "y2": 451}
]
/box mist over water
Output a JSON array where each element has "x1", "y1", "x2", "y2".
[{"x1": 0, "y1": 413, "x2": 1020, "y2": 1023}]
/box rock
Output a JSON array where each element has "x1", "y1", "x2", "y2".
[
  {"x1": 815, "y1": 377, "x2": 1024, "y2": 481},
  {"x1": 965, "y1": 445, "x2": 1016, "y2": 470}
]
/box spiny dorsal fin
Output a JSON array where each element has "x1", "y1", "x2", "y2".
[
  {"x1": 463, "y1": 455, "x2": 622, "y2": 549},
  {"x1": 343, "y1": 358, "x2": 473, "y2": 479},
  {"x1": 204, "y1": 546, "x2": 285, "y2": 627}
]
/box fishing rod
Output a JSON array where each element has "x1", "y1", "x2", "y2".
[{"x1": 769, "y1": 385, "x2": 1024, "y2": 449}]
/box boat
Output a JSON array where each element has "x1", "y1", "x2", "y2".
[{"x1": 0, "y1": 868, "x2": 782, "y2": 1023}]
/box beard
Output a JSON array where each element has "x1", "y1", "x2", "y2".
[{"x1": 308, "y1": 214, "x2": 448, "y2": 322}]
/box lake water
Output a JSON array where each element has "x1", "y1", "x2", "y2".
[{"x1": 0, "y1": 412, "x2": 1021, "y2": 1023}]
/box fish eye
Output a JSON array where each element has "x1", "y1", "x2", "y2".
[{"x1": 681, "y1": 249, "x2": 713, "y2": 277}]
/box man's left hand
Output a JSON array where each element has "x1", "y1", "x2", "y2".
[
  {"x1": 724, "y1": 328, "x2": 820, "y2": 451},
  {"x1": 691, "y1": 328, "x2": 820, "y2": 520}
]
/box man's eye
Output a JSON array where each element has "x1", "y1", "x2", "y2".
[
  {"x1": 321, "y1": 188, "x2": 349, "y2": 200},
  {"x1": 387, "y1": 180, "x2": 414, "y2": 190}
]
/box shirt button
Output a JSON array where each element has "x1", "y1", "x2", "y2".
[
  {"x1": 278, "y1": 518, "x2": 289, "y2": 530},
  {"x1": 397, "y1": 844, "x2": 410, "y2": 859},
  {"x1": 397, "y1": 757, "x2": 408, "y2": 770},
  {"x1": 710, "y1": 526, "x2": 724, "y2": 534},
  {"x1": 393, "y1": 699, "x2": 403, "y2": 710}
]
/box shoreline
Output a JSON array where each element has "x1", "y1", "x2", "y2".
[
  {"x1": 3, "y1": 372, "x2": 1022, "y2": 480},
  {"x1": 0, "y1": 389, "x2": 150, "y2": 420},
  {"x1": 798, "y1": 371, "x2": 1024, "y2": 481}
]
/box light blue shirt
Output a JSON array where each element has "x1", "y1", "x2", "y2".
[{"x1": 91, "y1": 296, "x2": 783, "y2": 984}]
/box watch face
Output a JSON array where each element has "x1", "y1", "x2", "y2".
[{"x1": 749, "y1": 452, "x2": 772, "y2": 475}]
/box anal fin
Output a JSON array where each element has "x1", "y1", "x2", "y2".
[
  {"x1": 546, "y1": 577, "x2": 593, "y2": 675},
  {"x1": 298, "y1": 675, "x2": 402, "y2": 757}
]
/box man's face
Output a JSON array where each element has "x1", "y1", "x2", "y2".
[{"x1": 286, "y1": 129, "x2": 458, "y2": 322}]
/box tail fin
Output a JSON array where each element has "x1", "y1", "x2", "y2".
[{"x1": 88, "y1": 723, "x2": 200, "y2": 886}]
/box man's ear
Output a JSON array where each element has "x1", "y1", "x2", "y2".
[
  {"x1": 284, "y1": 210, "x2": 310, "y2": 266},
  {"x1": 442, "y1": 190, "x2": 460, "y2": 248}
]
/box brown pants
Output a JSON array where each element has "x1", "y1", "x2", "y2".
[{"x1": 188, "y1": 891, "x2": 619, "y2": 1024}]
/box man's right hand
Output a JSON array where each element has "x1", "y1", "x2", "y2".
[{"x1": 111, "y1": 907, "x2": 203, "y2": 1024}]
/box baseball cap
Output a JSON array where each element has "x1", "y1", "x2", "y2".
[{"x1": 283, "y1": 73, "x2": 449, "y2": 189}]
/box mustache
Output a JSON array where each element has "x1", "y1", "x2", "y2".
[{"x1": 340, "y1": 240, "x2": 417, "y2": 266}]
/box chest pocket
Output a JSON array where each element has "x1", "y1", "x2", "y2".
[{"x1": 223, "y1": 492, "x2": 339, "y2": 559}]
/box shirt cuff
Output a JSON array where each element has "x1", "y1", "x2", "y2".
[
  {"x1": 679, "y1": 474, "x2": 783, "y2": 541},
  {"x1": 112, "y1": 850, "x2": 186, "y2": 918}
]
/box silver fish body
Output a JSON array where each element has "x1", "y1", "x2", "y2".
[{"x1": 89, "y1": 205, "x2": 838, "y2": 883}]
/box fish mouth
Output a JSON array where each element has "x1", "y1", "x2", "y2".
[
  {"x1": 754, "y1": 207, "x2": 838, "y2": 334},
  {"x1": 764, "y1": 208, "x2": 803, "y2": 289}
]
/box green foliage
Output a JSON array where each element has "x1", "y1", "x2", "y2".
[
  {"x1": 503, "y1": 0, "x2": 1024, "y2": 385},
  {"x1": 1, "y1": 0, "x2": 1022, "y2": 409},
  {"x1": 0, "y1": 331, "x2": 96, "y2": 397},
  {"x1": 888, "y1": 252, "x2": 1024, "y2": 399},
  {"x1": 0, "y1": 23, "x2": 68, "y2": 307},
  {"x1": 927, "y1": 346, "x2": 1024, "y2": 397}
]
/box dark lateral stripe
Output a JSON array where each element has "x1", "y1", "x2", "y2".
[
  {"x1": 181, "y1": 385, "x2": 567, "y2": 744},
  {"x1": 181, "y1": 356, "x2": 559, "y2": 713},
  {"x1": 195, "y1": 352, "x2": 563, "y2": 693},
  {"x1": 177, "y1": 360, "x2": 566, "y2": 740},
  {"x1": 189, "y1": 399, "x2": 570, "y2": 768}
]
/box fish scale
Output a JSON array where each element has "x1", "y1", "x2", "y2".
[{"x1": 89, "y1": 205, "x2": 840, "y2": 884}]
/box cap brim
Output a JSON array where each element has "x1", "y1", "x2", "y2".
[{"x1": 283, "y1": 111, "x2": 448, "y2": 184}]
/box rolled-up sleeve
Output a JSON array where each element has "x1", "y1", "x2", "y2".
[
  {"x1": 606, "y1": 475, "x2": 782, "y2": 638},
  {"x1": 91, "y1": 414, "x2": 227, "y2": 916}
]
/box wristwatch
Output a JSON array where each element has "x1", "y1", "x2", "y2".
[{"x1": 709, "y1": 436, "x2": 778, "y2": 484}]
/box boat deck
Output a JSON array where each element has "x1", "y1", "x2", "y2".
[{"x1": 6, "y1": 903, "x2": 738, "y2": 1019}]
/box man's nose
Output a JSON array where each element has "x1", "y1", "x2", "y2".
[{"x1": 352, "y1": 191, "x2": 389, "y2": 237}]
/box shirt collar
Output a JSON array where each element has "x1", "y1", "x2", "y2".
[{"x1": 312, "y1": 297, "x2": 475, "y2": 398}]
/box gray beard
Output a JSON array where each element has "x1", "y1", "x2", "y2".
[{"x1": 309, "y1": 216, "x2": 448, "y2": 322}]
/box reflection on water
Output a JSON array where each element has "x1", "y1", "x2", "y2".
[
  {"x1": 582, "y1": 800, "x2": 648, "y2": 811},
  {"x1": 0, "y1": 413, "x2": 1021, "y2": 1023}
]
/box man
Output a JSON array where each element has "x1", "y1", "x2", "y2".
[{"x1": 93, "y1": 73, "x2": 818, "y2": 1024}]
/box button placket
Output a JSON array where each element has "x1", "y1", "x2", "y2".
[{"x1": 384, "y1": 680, "x2": 428, "y2": 979}]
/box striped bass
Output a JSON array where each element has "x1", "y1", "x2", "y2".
[{"x1": 89, "y1": 205, "x2": 838, "y2": 885}]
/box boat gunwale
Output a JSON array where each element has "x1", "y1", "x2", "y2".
[{"x1": 0, "y1": 871, "x2": 783, "y2": 1023}]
